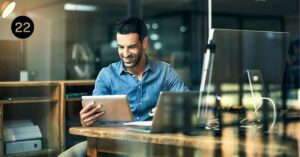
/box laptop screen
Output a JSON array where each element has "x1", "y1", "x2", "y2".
[{"x1": 151, "y1": 91, "x2": 205, "y2": 133}]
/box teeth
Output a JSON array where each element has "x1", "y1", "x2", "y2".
[{"x1": 124, "y1": 59, "x2": 133, "y2": 62}]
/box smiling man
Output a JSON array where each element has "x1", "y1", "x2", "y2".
[
  {"x1": 59, "y1": 17, "x2": 188, "y2": 157},
  {"x1": 116, "y1": 29, "x2": 147, "y2": 78},
  {"x1": 80, "y1": 17, "x2": 189, "y2": 126}
]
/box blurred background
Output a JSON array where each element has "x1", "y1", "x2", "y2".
[
  {"x1": 0, "y1": 0, "x2": 298, "y2": 82},
  {"x1": 0, "y1": 0, "x2": 298, "y2": 114},
  {"x1": 0, "y1": 0, "x2": 299, "y2": 155},
  {"x1": 0, "y1": 0, "x2": 299, "y2": 116}
]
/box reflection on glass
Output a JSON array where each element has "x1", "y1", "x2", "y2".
[
  {"x1": 68, "y1": 43, "x2": 95, "y2": 80},
  {"x1": 241, "y1": 70, "x2": 277, "y2": 131},
  {"x1": 210, "y1": 29, "x2": 290, "y2": 127}
]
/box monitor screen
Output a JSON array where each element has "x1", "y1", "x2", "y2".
[{"x1": 211, "y1": 29, "x2": 289, "y2": 84}]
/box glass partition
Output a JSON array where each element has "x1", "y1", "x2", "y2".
[
  {"x1": 0, "y1": 0, "x2": 299, "y2": 157},
  {"x1": 0, "y1": 0, "x2": 127, "y2": 81},
  {"x1": 211, "y1": 29, "x2": 290, "y2": 108},
  {"x1": 143, "y1": 0, "x2": 208, "y2": 89}
]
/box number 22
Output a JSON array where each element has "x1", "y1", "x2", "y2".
[{"x1": 15, "y1": 22, "x2": 30, "y2": 33}]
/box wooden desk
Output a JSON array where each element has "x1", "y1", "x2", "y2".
[{"x1": 70, "y1": 123, "x2": 299, "y2": 157}]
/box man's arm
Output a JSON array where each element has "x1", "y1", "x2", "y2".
[
  {"x1": 93, "y1": 68, "x2": 111, "y2": 95},
  {"x1": 166, "y1": 66, "x2": 189, "y2": 92},
  {"x1": 81, "y1": 68, "x2": 111, "y2": 127}
]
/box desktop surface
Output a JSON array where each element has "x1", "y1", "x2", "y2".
[{"x1": 70, "y1": 122, "x2": 299, "y2": 157}]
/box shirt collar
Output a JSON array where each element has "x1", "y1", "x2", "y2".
[
  {"x1": 118, "y1": 54, "x2": 154, "y2": 75},
  {"x1": 144, "y1": 56, "x2": 154, "y2": 72}
]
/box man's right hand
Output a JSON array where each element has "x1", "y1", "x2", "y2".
[{"x1": 80, "y1": 101, "x2": 105, "y2": 127}]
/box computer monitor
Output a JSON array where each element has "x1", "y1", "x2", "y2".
[{"x1": 211, "y1": 29, "x2": 289, "y2": 84}]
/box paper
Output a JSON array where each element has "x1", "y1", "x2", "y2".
[{"x1": 123, "y1": 121, "x2": 152, "y2": 126}]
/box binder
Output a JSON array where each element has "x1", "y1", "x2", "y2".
[{"x1": 6, "y1": 139, "x2": 42, "y2": 154}]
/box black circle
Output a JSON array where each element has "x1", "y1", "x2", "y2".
[{"x1": 11, "y1": 16, "x2": 34, "y2": 39}]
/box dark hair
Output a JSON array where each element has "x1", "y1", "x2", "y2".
[{"x1": 114, "y1": 17, "x2": 148, "y2": 41}]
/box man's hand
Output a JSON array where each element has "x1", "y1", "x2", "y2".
[
  {"x1": 149, "y1": 107, "x2": 157, "y2": 117},
  {"x1": 80, "y1": 101, "x2": 105, "y2": 127}
]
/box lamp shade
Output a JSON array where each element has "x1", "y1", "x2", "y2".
[{"x1": 1, "y1": 0, "x2": 16, "y2": 18}]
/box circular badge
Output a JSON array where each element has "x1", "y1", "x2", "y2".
[{"x1": 11, "y1": 16, "x2": 34, "y2": 39}]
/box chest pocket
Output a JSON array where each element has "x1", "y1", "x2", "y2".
[{"x1": 111, "y1": 82, "x2": 136, "y2": 95}]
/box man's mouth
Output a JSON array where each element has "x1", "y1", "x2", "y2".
[
  {"x1": 122, "y1": 56, "x2": 135, "y2": 63},
  {"x1": 123, "y1": 58, "x2": 134, "y2": 63}
]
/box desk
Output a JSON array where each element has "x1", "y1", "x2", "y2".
[{"x1": 70, "y1": 123, "x2": 299, "y2": 157}]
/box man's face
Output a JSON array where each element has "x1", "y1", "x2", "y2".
[{"x1": 116, "y1": 33, "x2": 144, "y2": 68}]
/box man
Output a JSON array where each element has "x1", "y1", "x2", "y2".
[{"x1": 59, "y1": 17, "x2": 188, "y2": 157}]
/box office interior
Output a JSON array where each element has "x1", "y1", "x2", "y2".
[{"x1": 0, "y1": 0, "x2": 299, "y2": 156}]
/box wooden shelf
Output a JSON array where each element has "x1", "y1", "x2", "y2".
[
  {"x1": 60, "y1": 80, "x2": 94, "y2": 149},
  {"x1": 0, "y1": 81, "x2": 58, "y2": 87},
  {"x1": 0, "y1": 98, "x2": 58, "y2": 104},
  {"x1": 65, "y1": 98, "x2": 81, "y2": 102},
  {"x1": 0, "y1": 80, "x2": 95, "y2": 155},
  {"x1": 0, "y1": 81, "x2": 62, "y2": 157},
  {"x1": 59, "y1": 80, "x2": 95, "y2": 86}
]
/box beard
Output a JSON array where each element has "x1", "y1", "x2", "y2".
[{"x1": 120, "y1": 51, "x2": 143, "y2": 68}]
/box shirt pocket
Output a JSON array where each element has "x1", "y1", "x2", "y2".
[{"x1": 111, "y1": 82, "x2": 136, "y2": 95}]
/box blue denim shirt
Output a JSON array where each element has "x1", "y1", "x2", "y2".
[{"x1": 93, "y1": 58, "x2": 189, "y2": 121}]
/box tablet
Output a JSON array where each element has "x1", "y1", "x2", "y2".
[{"x1": 81, "y1": 95, "x2": 133, "y2": 122}]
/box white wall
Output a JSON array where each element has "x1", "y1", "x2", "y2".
[
  {"x1": 0, "y1": 3, "x2": 66, "y2": 81},
  {"x1": 26, "y1": 4, "x2": 66, "y2": 80}
]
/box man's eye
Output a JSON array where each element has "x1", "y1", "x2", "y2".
[{"x1": 128, "y1": 45, "x2": 137, "y2": 49}]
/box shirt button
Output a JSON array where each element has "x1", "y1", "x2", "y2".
[
  {"x1": 138, "y1": 86, "x2": 141, "y2": 88},
  {"x1": 137, "y1": 117, "x2": 139, "y2": 120},
  {"x1": 139, "y1": 102, "x2": 141, "y2": 105}
]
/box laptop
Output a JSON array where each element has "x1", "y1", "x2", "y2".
[{"x1": 125, "y1": 91, "x2": 206, "y2": 134}]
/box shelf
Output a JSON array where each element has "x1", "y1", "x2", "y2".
[
  {"x1": 0, "y1": 81, "x2": 62, "y2": 156},
  {"x1": 65, "y1": 98, "x2": 81, "y2": 102},
  {"x1": 0, "y1": 81, "x2": 58, "y2": 87},
  {"x1": 0, "y1": 80, "x2": 95, "y2": 156},
  {"x1": 60, "y1": 80, "x2": 95, "y2": 86},
  {"x1": 61, "y1": 80, "x2": 95, "y2": 150},
  {"x1": 5, "y1": 148, "x2": 57, "y2": 157},
  {"x1": 0, "y1": 98, "x2": 58, "y2": 104}
]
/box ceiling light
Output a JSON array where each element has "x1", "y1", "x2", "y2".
[
  {"x1": 151, "y1": 23, "x2": 159, "y2": 29},
  {"x1": 0, "y1": 0, "x2": 16, "y2": 18},
  {"x1": 153, "y1": 42, "x2": 162, "y2": 50},
  {"x1": 150, "y1": 33, "x2": 159, "y2": 40},
  {"x1": 254, "y1": 0, "x2": 266, "y2": 2},
  {"x1": 179, "y1": 26, "x2": 187, "y2": 33},
  {"x1": 64, "y1": 3, "x2": 97, "y2": 12}
]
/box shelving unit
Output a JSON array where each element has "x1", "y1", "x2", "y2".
[
  {"x1": 0, "y1": 80, "x2": 95, "y2": 156},
  {"x1": 0, "y1": 81, "x2": 61, "y2": 157},
  {"x1": 59, "y1": 80, "x2": 94, "y2": 149}
]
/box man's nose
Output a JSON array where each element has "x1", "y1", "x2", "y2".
[{"x1": 122, "y1": 48, "x2": 131, "y2": 57}]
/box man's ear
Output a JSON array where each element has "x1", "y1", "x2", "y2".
[{"x1": 142, "y1": 37, "x2": 148, "y2": 49}]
